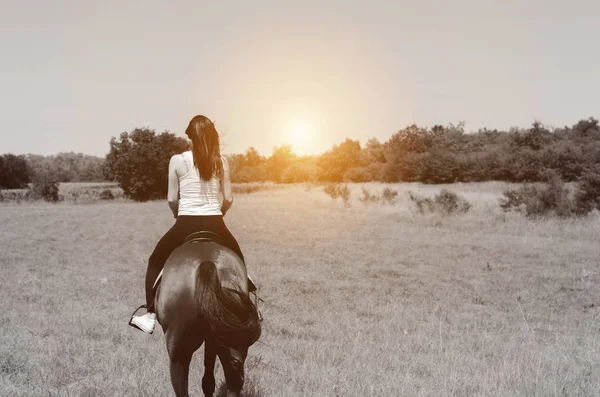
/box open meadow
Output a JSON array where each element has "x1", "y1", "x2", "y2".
[{"x1": 1, "y1": 182, "x2": 600, "y2": 396}]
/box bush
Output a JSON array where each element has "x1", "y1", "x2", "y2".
[
  {"x1": 434, "y1": 189, "x2": 472, "y2": 214},
  {"x1": 323, "y1": 183, "x2": 350, "y2": 207},
  {"x1": 359, "y1": 187, "x2": 399, "y2": 205},
  {"x1": 99, "y1": 189, "x2": 115, "y2": 200},
  {"x1": 499, "y1": 174, "x2": 575, "y2": 217},
  {"x1": 408, "y1": 191, "x2": 435, "y2": 214},
  {"x1": 409, "y1": 189, "x2": 471, "y2": 215},
  {"x1": 498, "y1": 189, "x2": 526, "y2": 212},
  {"x1": 323, "y1": 183, "x2": 340, "y2": 199},
  {"x1": 31, "y1": 172, "x2": 60, "y2": 202},
  {"x1": 103, "y1": 128, "x2": 188, "y2": 201},
  {"x1": 572, "y1": 166, "x2": 600, "y2": 214},
  {"x1": 358, "y1": 188, "x2": 379, "y2": 205},
  {"x1": 381, "y1": 188, "x2": 399, "y2": 204},
  {"x1": 0, "y1": 189, "x2": 31, "y2": 203}
]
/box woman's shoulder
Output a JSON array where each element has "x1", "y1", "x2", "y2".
[
  {"x1": 170, "y1": 151, "x2": 192, "y2": 175},
  {"x1": 171, "y1": 151, "x2": 191, "y2": 162},
  {"x1": 220, "y1": 155, "x2": 229, "y2": 168}
]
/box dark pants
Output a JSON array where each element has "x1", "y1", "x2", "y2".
[{"x1": 145, "y1": 215, "x2": 244, "y2": 310}]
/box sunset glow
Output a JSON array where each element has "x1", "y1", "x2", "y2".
[{"x1": 284, "y1": 120, "x2": 317, "y2": 156}]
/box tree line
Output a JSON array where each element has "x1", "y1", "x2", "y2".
[
  {"x1": 2, "y1": 117, "x2": 599, "y2": 201},
  {"x1": 227, "y1": 118, "x2": 600, "y2": 184},
  {"x1": 0, "y1": 152, "x2": 105, "y2": 189}
]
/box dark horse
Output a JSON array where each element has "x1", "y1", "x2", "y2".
[{"x1": 155, "y1": 236, "x2": 261, "y2": 397}]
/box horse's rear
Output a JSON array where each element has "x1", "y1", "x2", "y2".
[{"x1": 156, "y1": 241, "x2": 261, "y2": 397}]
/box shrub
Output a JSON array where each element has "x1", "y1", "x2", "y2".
[
  {"x1": 0, "y1": 189, "x2": 31, "y2": 203},
  {"x1": 408, "y1": 191, "x2": 435, "y2": 214},
  {"x1": 574, "y1": 166, "x2": 600, "y2": 214},
  {"x1": 358, "y1": 187, "x2": 399, "y2": 205},
  {"x1": 323, "y1": 183, "x2": 340, "y2": 199},
  {"x1": 498, "y1": 189, "x2": 525, "y2": 212},
  {"x1": 434, "y1": 189, "x2": 472, "y2": 214},
  {"x1": 358, "y1": 188, "x2": 379, "y2": 205},
  {"x1": 99, "y1": 189, "x2": 115, "y2": 200},
  {"x1": 409, "y1": 189, "x2": 471, "y2": 215},
  {"x1": 31, "y1": 172, "x2": 60, "y2": 202},
  {"x1": 323, "y1": 183, "x2": 350, "y2": 207},
  {"x1": 381, "y1": 188, "x2": 399, "y2": 205},
  {"x1": 339, "y1": 185, "x2": 350, "y2": 206},
  {"x1": 499, "y1": 174, "x2": 575, "y2": 217},
  {"x1": 103, "y1": 128, "x2": 188, "y2": 201}
]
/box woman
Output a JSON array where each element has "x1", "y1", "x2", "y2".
[{"x1": 130, "y1": 115, "x2": 252, "y2": 334}]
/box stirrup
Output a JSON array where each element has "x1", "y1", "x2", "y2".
[{"x1": 128, "y1": 304, "x2": 147, "y2": 327}]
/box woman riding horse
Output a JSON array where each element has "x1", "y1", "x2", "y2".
[{"x1": 131, "y1": 114, "x2": 253, "y2": 334}]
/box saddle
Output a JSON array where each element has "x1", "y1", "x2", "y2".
[
  {"x1": 152, "y1": 231, "x2": 257, "y2": 293},
  {"x1": 184, "y1": 231, "x2": 226, "y2": 246}
]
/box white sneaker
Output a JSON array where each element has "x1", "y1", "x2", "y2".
[{"x1": 130, "y1": 312, "x2": 156, "y2": 334}]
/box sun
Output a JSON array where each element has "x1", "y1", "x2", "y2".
[{"x1": 286, "y1": 121, "x2": 314, "y2": 155}]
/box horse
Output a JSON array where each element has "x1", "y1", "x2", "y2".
[{"x1": 154, "y1": 233, "x2": 261, "y2": 397}]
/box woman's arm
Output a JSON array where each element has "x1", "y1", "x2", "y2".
[
  {"x1": 167, "y1": 155, "x2": 180, "y2": 218},
  {"x1": 220, "y1": 157, "x2": 233, "y2": 215}
]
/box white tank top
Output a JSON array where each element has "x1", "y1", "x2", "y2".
[{"x1": 177, "y1": 151, "x2": 222, "y2": 216}]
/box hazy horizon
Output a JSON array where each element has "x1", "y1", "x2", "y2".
[{"x1": 1, "y1": 0, "x2": 599, "y2": 157}]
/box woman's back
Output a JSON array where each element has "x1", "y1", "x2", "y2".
[{"x1": 177, "y1": 150, "x2": 222, "y2": 216}]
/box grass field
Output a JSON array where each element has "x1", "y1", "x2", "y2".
[{"x1": 1, "y1": 183, "x2": 600, "y2": 396}]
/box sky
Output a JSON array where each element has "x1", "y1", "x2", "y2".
[{"x1": 1, "y1": 0, "x2": 599, "y2": 157}]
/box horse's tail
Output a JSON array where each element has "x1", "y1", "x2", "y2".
[{"x1": 195, "y1": 261, "x2": 261, "y2": 347}]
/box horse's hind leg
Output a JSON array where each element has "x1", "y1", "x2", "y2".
[
  {"x1": 202, "y1": 340, "x2": 217, "y2": 397},
  {"x1": 169, "y1": 351, "x2": 192, "y2": 397},
  {"x1": 166, "y1": 331, "x2": 194, "y2": 397},
  {"x1": 217, "y1": 346, "x2": 248, "y2": 397}
]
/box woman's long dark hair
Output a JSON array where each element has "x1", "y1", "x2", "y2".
[{"x1": 185, "y1": 115, "x2": 223, "y2": 181}]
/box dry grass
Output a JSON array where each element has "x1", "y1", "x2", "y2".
[{"x1": 1, "y1": 183, "x2": 599, "y2": 396}]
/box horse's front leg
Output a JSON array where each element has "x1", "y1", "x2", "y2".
[{"x1": 202, "y1": 340, "x2": 217, "y2": 397}]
